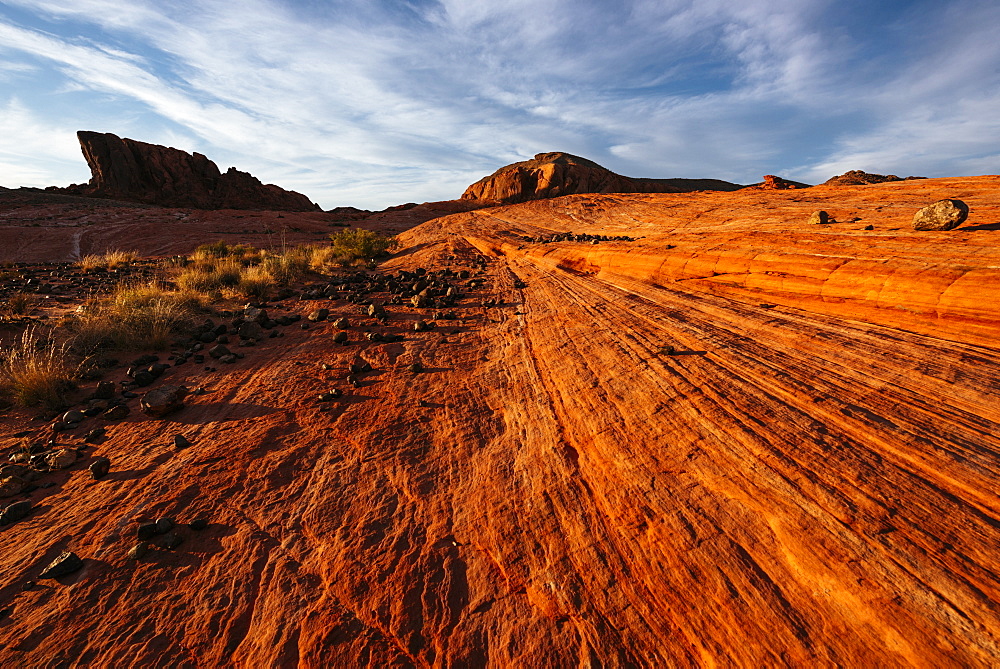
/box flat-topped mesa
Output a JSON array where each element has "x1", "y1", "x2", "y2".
[
  {"x1": 61, "y1": 131, "x2": 319, "y2": 211},
  {"x1": 461, "y1": 152, "x2": 742, "y2": 204}
]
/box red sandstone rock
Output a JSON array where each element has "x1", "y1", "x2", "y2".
[
  {"x1": 1, "y1": 176, "x2": 999, "y2": 666},
  {"x1": 55, "y1": 131, "x2": 319, "y2": 211},
  {"x1": 752, "y1": 174, "x2": 811, "y2": 190},
  {"x1": 461, "y1": 152, "x2": 742, "y2": 203}
]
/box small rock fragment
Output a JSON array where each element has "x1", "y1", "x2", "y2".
[
  {"x1": 239, "y1": 321, "x2": 263, "y2": 340},
  {"x1": 103, "y1": 404, "x2": 130, "y2": 420},
  {"x1": 137, "y1": 522, "x2": 158, "y2": 541},
  {"x1": 39, "y1": 551, "x2": 83, "y2": 579},
  {"x1": 0, "y1": 500, "x2": 32, "y2": 526},
  {"x1": 127, "y1": 542, "x2": 150, "y2": 560},
  {"x1": 208, "y1": 344, "x2": 231, "y2": 359},
  {"x1": 89, "y1": 457, "x2": 111, "y2": 480},
  {"x1": 189, "y1": 518, "x2": 209, "y2": 531},
  {"x1": 84, "y1": 427, "x2": 106, "y2": 443},
  {"x1": 140, "y1": 385, "x2": 189, "y2": 418},
  {"x1": 158, "y1": 532, "x2": 184, "y2": 550},
  {"x1": 93, "y1": 380, "x2": 116, "y2": 400},
  {"x1": 408, "y1": 362, "x2": 424, "y2": 373},
  {"x1": 46, "y1": 449, "x2": 77, "y2": 470},
  {"x1": 307, "y1": 308, "x2": 329, "y2": 322},
  {"x1": 349, "y1": 358, "x2": 372, "y2": 374},
  {"x1": 173, "y1": 434, "x2": 191, "y2": 449},
  {"x1": 154, "y1": 517, "x2": 175, "y2": 534},
  {"x1": 808, "y1": 210, "x2": 830, "y2": 225}
]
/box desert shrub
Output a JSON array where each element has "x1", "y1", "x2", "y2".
[
  {"x1": 0, "y1": 326, "x2": 78, "y2": 408},
  {"x1": 78, "y1": 249, "x2": 138, "y2": 271},
  {"x1": 327, "y1": 229, "x2": 397, "y2": 265},
  {"x1": 2, "y1": 292, "x2": 36, "y2": 316},
  {"x1": 67, "y1": 281, "x2": 204, "y2": 351}
]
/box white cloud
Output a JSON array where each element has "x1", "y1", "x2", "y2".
[
  {"x1": 0, "y1": 0, "x2": 997, "y2": 205},
  {"x1": 0, "y1": 98, "x2": 91, "y2": 186}
]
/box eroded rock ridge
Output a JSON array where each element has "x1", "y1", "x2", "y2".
[{"x1": 57, "y1": 131, "x2": 319, "y2": 211}]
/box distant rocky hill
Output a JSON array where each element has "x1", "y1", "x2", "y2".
[
  {"x1": 461, "y1": 152, "x2": 743, "y2": 204},
  {"x1": 823, "y1": 170, "x2": 926, "y2": 186},
  {"x1": 53, "y1": 131, "x2": 319, "y2": 211}
]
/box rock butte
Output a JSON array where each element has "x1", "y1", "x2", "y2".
[
  {"x1": 461, "y1": 152, "x2": 743, "y2": 203},
  {"x1": 53, "y1": 131, "x2": 320, "y2": 211},
  {"x1": 0, "y1": 176, "x2": 999, "y2": 666}
]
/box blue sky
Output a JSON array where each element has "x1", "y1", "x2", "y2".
[{"x1": 1, "y1": 0, "x2": 998, "y2": 209}]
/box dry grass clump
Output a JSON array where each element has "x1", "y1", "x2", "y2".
[
  {"x1": 66, "y1": 281, "x2": 205, "y2": 352},
  {"x1": 78, "y1": 249, "x2": 139, "y2": 271},
  {"x1": 1, "y1": 291, "x2": 36, "y2": 316},
  {"x1": 0, "y1": 326, "x2": 78, "y2": 408},
  {"x1": 235, "y1": 264, "x2": 273, "y2": 301},
  {"x1": 174, "y1": 243, "x2": 321, "y2": 301},
  {"x1": 175, "y1": 258, "x2": 245, "y2": 293},
  {"x1": 191, "y1": 240, "x2": 263, "y2": 263}
]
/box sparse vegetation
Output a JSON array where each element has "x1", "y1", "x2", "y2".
[
  {"x1": 176, "y1": 242, "x2": 324, "y2": 299},
  {"x1": 44, "y1": 236, "x2": 397, "y2": 356},
  {"x1": 327, "y1": 228, "x2": 397, "y2": 265},
  {"x1": 66, "y1": 281, "x2": 205, "y2": 351},
  {"x1": 175, "y1": 257, "x2": 245, "y2": 293},
  {"x1": 191, "y1": 241, "x2": 262, "y2": 263},
  {"x1": 0, "y1": 326, "x2": 78, "y2": 408},
  {"x1": 78, "y1": 249, "x2": 139, "y2": 271},
  {"x1": 2, "y1": 291, "x2": 36, "y2": 316}
]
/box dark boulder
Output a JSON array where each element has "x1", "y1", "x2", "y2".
[{"x1": 39, "y1": 551, "x2": 84, "y2": 579}]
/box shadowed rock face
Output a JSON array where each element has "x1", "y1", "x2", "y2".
[
  {"x1": 60, "y1": 131, "x2": 319, "y2": 211},
  {"x1": 461, "y1": 152, "x2": 742, "y2": 203}
]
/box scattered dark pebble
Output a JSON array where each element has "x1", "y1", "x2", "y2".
[{"x1": 154, "y1": 517, "x2": 175, "y2": 534}]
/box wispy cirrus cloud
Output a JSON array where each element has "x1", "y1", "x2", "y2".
[{"x1": 0, "y1": 0, "x2": 997, "y2": 207}]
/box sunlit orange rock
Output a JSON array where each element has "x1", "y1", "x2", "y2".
[
  {"x1": 1, "y1": 175, "x2": 999, "y2": 666},
  {"x1": 461, "y1": 152, "x2": 742, "y2": 203}
]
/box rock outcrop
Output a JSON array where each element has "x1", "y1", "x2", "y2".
[
  {"x1": 461, "y1": 152, "x2": 742, "y2": 204},
  {"x1": 2, "y1": 175, "x2": 1000, "y2": 666},
  {"x1": 823, "y1": 170, "x2": 926, "y2": 186},
  {"x1": 58, "y1": 131, "x2": 319, "y2": 211},
  {"x1": 748, "y1": 174, "x2": 812, "y2": 190}
]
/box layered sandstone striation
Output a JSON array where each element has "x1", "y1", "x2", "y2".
[
  {"x1": 461, "y1": 152, "x2": 742, "y2": 203},
  {"x1": 57, "y1": 131, "x2": 319, "y2": 211},
  {"x1": 1, "y1": 177, "x2": 1000, "y2": 666}
]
